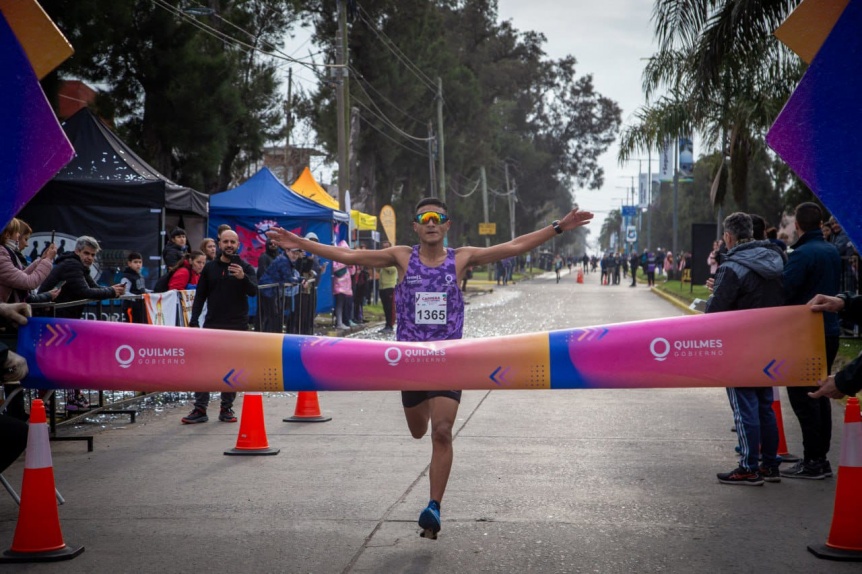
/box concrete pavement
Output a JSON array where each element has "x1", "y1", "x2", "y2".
[{"x1": 0, "y1": 268, "x2": 854, "y2": 573}]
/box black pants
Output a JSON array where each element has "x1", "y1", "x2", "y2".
[
  {"x1": 192, "y1": 323, "x2": 246, "y2": 411},
  {"x1": 0, "y1": 413, "x2": 27, "y2": 474},
  {"x1": 380, "y1": 288, "x2": 394, "y2": 328},
  {"x1": 786, "y1": 335, "x2": 839, "y2": 460}
]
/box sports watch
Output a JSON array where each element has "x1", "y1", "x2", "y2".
[{"x1": 552, "y1": 220, "x2": 563, "y2": 234}]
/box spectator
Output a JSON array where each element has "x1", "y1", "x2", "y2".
[
  {"x1": 120, "y1": 251, "x2": 148, "y2": 324},
  {"x1": 38, "y1": 236, "x2": 125, "y2": 411},
  {"x1": 706, "y1": 212, "x2": 784, "y2": 485},
  {"x1": 352, "y1": 246, "x2": 370, "y2": 324},
  {"x1": 809, "y1": 293, "x2": 862, "y2": 398},
  {"x1": 781, "y1": 203, "x2": 841, "y2": 480},
  {"x1": 295, "y1": 232, "x2": 326, "y2": 335},
  {"x1": 0, "y1": 218, "x2": 56, "y2": 305},
  {"x1": 766, "y1": 227, "x2": 787, "y2": 252},
  {"x1": 663, "y1": 252, "x2": 675, "y2": 281},
  {"x1": 168, "y1": 250, "x2": 206, "y2": 291},
  {"x1": 182, "y1": 230, "x2": 256, "y2": 424},
  {"x1": 260, "y1": 247, "x2": 302, "y2": 333},
  {"x1": 707, "y1": 240, "x2": 721, "y2": 279},
  {"x1": 629, "y1": 250, "x2": 639, "y2": 287},
  {"x1": 645, "y1": 251, "x2": 656, "y2": 287},
  {"x1": 199, "y1": 238, "x2": 217, "y2": 262},
  {"x1": 0, "y1": 302, "x2": 31, "y2": 474},
  {"x1": 828, "y1": 217, "x2": 850, "y2": 256},
  {"x1": 256, "y1": 238, "x2": 278, "y2": 281},
  {"x1": 38, "y1": 235, "x2": 125, "y2": 319},
  {"x1": 655, "y1": 247, "x2": 665, "y2": 277},
  {"x1": 162, "y1": 227, "x2": 188, "y2": 268},
  {"x1": 332, "y1": 240, "x2": 355, "y2": 329},
  {"x1": 378, "y1": 241, "x2": 397, "y2": 333}
]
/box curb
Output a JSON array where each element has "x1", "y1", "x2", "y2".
[{"x1": 650, "y1": 286, "x2": 701, "y2": 315}]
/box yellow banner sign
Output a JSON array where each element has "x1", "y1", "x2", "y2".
[{"x1": 479, "y1": 222, "x2": 496, "y2": 235}]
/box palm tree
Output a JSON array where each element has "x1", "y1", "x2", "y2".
[{"x1": 619, "y1": 0, "x2": 804, "y2": 210}]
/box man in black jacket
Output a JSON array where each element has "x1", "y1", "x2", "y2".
[
  {"x1": 38, "y1": 236, "x2": 125, "y2": 319},
  {"x1": 706, "y1": 212, "x2": 785, "y2": 486},
  {"x1": 182, "y1": 230, "x2": 257, "y2": 424},
  {"x1": 809, "y1": 293, "x2": 862, "y2": 399}
]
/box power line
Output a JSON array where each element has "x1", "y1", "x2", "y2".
[
  {"x1": 357, "y1": 114, "x2": 427, "y2": 158},
  {"x1": 350, "y1": 65, "x2": 427, "y2": 125},
  {"x1": 352, "y1": 97, "x2": 432, "y2": 144},
  {"x1": 355, "y1": 5, "x2": 437, "y2": 93},
  {"x1": 150, "y1": 0, "x2": 338, "y2": 74}
]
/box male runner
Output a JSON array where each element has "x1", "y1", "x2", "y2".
[{"x1": 268, "y1": 198, "x2": 593, "y2": 538}]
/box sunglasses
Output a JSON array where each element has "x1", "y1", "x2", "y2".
[{"x1": 414, "y1": 211, "x2": 450, "y2": 225}]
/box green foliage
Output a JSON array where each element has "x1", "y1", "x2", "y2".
[{"x1": 41, "y1": 0, "x2": 301, "y2": 192}]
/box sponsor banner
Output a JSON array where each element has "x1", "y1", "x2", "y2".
[
  {"x1": 16, "y1": 306, "x2": 825, "y2": 393},
  {"x1": 679, "y1": 137, "x2": 694, "y2": 180},
  {"x1": 659, "y1": 140, "x2": 674, "y2": 182}
]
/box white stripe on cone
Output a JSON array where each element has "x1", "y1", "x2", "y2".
[
  {"x1": 23, "y1": 424, "x2": 53, "y2": 470},
  {"x1": 839, "y1": 420, "x2": 862, "y2": 468}
]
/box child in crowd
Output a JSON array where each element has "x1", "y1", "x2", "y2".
[{"x1": 120, "y1": 252, "x2": 148, "y2": 323}]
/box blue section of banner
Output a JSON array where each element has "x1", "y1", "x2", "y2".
[
  {"x1": 281, "y1": 335, "x2": 319, "y2": 391},
  {"x1": 548, "y1": 331, "x2": 587, "y2": 389}
]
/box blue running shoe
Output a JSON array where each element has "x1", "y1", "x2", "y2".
[{"x1": 418, "y1": 500, "x2": 441, "y2": 539}]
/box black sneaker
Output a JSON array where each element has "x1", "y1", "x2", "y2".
[
  {"x1": 759, "y1": 466, "x2": 781, "y2": 483},
  {"x1": 780, "y1": 460, "x2": 826, "y2": 480},
  {"x1": 821, "y1": 459, "x2": 833, "y2": 478},
  {"x1": 181, "y1": 408, "x2": 208, "y2": 424},
  {"x1": 219, "y1": 408, "x2": 238, "y2": 423},
  {"x1": 717, "y1": 467, "x2": 764, "y2": 486}
]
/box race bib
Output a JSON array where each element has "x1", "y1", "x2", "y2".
[{"x1": 415, "y1": 291, "x2": 447, "y2": 325}]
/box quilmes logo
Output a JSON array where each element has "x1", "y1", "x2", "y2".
[
  {"x1": 649, "y1": 338, "x2": 671, "y2": 361},
  {"x1": 115, "y1": 345, "x2": 135, "y2": 368},
  {"x1": 385, "y1": 347, "x2": 402, "y2": 366},
  {"x1": 384, "y1": 347, "x2": 447, "y2": 366},
  {"x1": 115, "y1": 345, "x2": 186, "y2": 368},
  {"x1": 650, "y1": 337, "x2": 724, "y2": 361}
]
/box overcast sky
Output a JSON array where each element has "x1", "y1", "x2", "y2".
[{"x1": 496, "y1": 0, "x2": 660, "y2": 230}]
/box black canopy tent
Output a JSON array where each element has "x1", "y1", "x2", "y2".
[{"x1": 18, "y1": 108, "x2": 208, "y2": 287}]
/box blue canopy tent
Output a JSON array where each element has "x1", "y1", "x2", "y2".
[{"x1": 208, "y1": 167, "x2": 348, "y2": 314}]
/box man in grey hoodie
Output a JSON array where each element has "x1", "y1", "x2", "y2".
[{"x1": 706, "y1": 212, "x2": 785, "y2": 486}]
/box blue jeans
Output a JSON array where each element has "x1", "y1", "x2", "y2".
[{"x1": 727, "y1": 387, "x2": 778, "y2": 471}]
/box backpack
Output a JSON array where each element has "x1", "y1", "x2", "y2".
[{"x1": 153, "y1": 266, "x2": 183, "y2": 293}]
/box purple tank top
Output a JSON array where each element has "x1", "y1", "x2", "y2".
[{"x1": 395, "y1": 246, "x2": 464, "y2": 342}]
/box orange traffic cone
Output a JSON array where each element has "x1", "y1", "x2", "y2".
[
  {"x1": 1, "y1": 400, "x2": 83, "y2": 563},
  {"x1": 808, "y1": 397, "x2": 862, "y2": 561},
  {"x1": 283, "y1": 391, "x2": 332, "y2": 423},
  {"x1": 224, "y1": 393, "x2": 279, "y2": 456},
  {"x1": 771, "y1": 387, "x2": 800, "y2": 463},
  {"x1": 577, "y1": 269, "x2": 584, "y2": 284}
]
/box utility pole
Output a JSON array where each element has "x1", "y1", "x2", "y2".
[
  {"x1": 481, "y1": 166, "x2": 491, "y2": 280},
  {"x1": 436, "y1": 77, "x2": 445, "y2": 203},
  {"x1": 504, "y1": 163, "x2": 515, "y2": 241},
  {"x1": 283, "y1": 68, "x2": 292, "y2": 184},
  {"x1": 335, "y1": 0, "x2": 349, "y2": 211},
  {"x1": 647, "y1": 148, "x2": 653, "y2": 251},
  {"x1": 427, "y1": 122, "x2": 436, "y2": 197},
  {"x1": 672, "y1": 137, "x2": 679, "y2": 258}
]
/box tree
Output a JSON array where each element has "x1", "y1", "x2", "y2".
[
  {"x1": 619, "y1": 0, "x2": 803, "y2": 212},
  {"x1": 41, "y1": 0, "x2": 300, "y2": 192}
]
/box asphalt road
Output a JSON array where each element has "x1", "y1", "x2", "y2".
[{"x1": 0, "y1": 268, "x2": 854, "y2": 573}]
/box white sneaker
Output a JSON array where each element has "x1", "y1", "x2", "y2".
[{"x1": 336, "y1": 323, "x2": 349, "y2": 329}]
